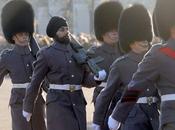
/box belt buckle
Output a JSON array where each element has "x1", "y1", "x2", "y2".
[
  {"x1": 69, "y1": 85, "x2": 75, "y2": 92},
  {"x1": 147, "y1": 97, "x2": 153, "y2": 105}
]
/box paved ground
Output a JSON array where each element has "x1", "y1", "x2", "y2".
[{"x1": 0, "y1": 77, "x2": 94, "y2": 130}]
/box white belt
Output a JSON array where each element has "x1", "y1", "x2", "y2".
[
  {"x1": 136, "y1": 96, "x2": 158, "y2": 104},
  {"x1": 161, "y1": 94, "x2": 175, "y2": 102},
  {"x1": 49, "y1": 84, "x2": 81, "y2": 92},
  {"x1": 99, "y1": 82, "x2": 107, "y2": 88},
  {"x1": 12, "y1": 83, "x2": 30, "y2": 88}
]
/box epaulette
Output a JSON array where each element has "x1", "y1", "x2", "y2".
[
  {"x1": 115, "y1": 55, "x2": 127, "y2": 62},
  {"x1": 153, "y1": 42, "x2": 164, "y2": 47},
  {"x1": 1, "y1": 49, "x2": 12, "y2": 57},
  {"x1": 111, "y1": 55, "x2": 127, "y2": 67},
  {"x1": 150, "y1": 42, "x2": 165, "y2": 52},
  {"x1": 40, "y1": 45, "x2": 50, "y2": 51}
]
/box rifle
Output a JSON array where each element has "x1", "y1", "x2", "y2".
[
  {"x1": 29, "y1": 34, "x2": 49, "y2": 92},
  {"x1": 29, "y1": 35, "x2": 40, "y2": 58},
  {"x1": 69, "y1": 34, "x2": 104, "y2": 77}
]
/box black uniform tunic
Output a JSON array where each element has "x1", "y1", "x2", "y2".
[
  {"x1": 23, "y1": 41, "x2": 98, "y2": 130},
  {"x1": 0, "y1": 45, "x2": 46, "y2": 130},
  {"x1": 112, "y1": 40, "x2": 175, "y2": 129},
  {"x1": 94, "y1": 51, "x2": 159, "y2": 130}
]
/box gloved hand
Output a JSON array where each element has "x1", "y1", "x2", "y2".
[
  {"x1": 108, "y1": 115, "x2": 120, "y2": 130},
  {"x1": 94, "y1": 69, "x2": 106, "y2": 81},
  {"x1": 92, "y1": 123, "x2": 101, "y2": 130},
  {"x1": 22, "y1": 110, "x2": 32, "y2": 122}
]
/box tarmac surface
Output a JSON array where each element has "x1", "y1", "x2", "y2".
[{"x1": 0, "y1": 77, "x2": 94, "y2": 130}]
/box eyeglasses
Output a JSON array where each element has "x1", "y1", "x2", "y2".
[{"x1": 58, "y1": 27, "x2": 69, "y2": 32}]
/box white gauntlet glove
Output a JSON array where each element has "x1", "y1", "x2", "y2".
[
  {"x1": 108, "y1": 116, "x2": 120, "y2": 130},
  {"x1": 92, "y1": 123, "x2": 101, "y2": 130},
  {"x1": 94, "y1": 69, "x2": 106, "y2": 81},
  {"x1": 22, "y1": 110, "x2": 32, "y2": 122}
]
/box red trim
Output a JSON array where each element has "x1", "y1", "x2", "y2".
[{"x1": 160, "y1": 47, "x2": 175, "y2": 59}]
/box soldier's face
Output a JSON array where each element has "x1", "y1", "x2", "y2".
[
  {"x1": 102, "y1": 29, "x2": 119, "y2": 45},
  {"x1": 12, "y1": 32, "x2": 29, "y2": 46},
  {"x1": 56, "y1": 26, "x2": 69, "y2": 38},
  {"x1": 130, "y1": 41, "x2": 150, "y2": 54},
  {"x1": 55, "y1": 26, "x2": 70, "y2": 43}
]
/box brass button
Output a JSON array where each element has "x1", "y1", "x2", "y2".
[{"x1": 69, "y1": 85, "x2": 75, "y2": 92}]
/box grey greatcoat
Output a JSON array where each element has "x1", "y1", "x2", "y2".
[
  {"x1": 93, "y1": 51, "x2": 159, "y2": 130},
  {"x1": 23, "y1": 41, "x2": 98, "y2": 130},
  {"x1": 0, "y1": 45, "x2": 46, "y2": 130},
  {"x1": 89, "y1": 43, "x2": 122, "y2": 102},
  {"x1": 112, "y1": 39, "x2": 175, "y2": 129},
  {"x1": 89, "y1": 43, "x2": 122, "y2": 130}
]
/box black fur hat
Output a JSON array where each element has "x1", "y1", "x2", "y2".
[
  {"x1": 46, "y1": 16, "x2": 68, "y2": 38},
  {"x1": 94, "y1": 1, "x2": 123, "y2": 41},
  {"x1": 1, "y1": 0, "x2": 34, "y2": 44},
  {"x1": 153, "y1": 0, "x2": 175, "y2": 41},
  {"x1": 119, "y1": 4, "x2": 152, "y2": 53}
]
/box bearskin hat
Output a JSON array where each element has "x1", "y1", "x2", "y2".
[
  {"x1": 1, "y1": 0, "x2": 34, "y2": 43},
  {"x1": 46, "y1": 16, "x2": 68, "y2": 38},
  {"x1": 153, "y1": 0, "x2": 175, "y2": 41},
  {"x1": 94, "y1": 1, "x2": 123, "y2": 41},
  {"x1": 119, "y1": 4, "x2": 152, "y2": 53}
]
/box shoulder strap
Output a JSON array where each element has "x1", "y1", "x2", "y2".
[{"x1": 159, "y1": 47, "x2": 175, "y2": 59}]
